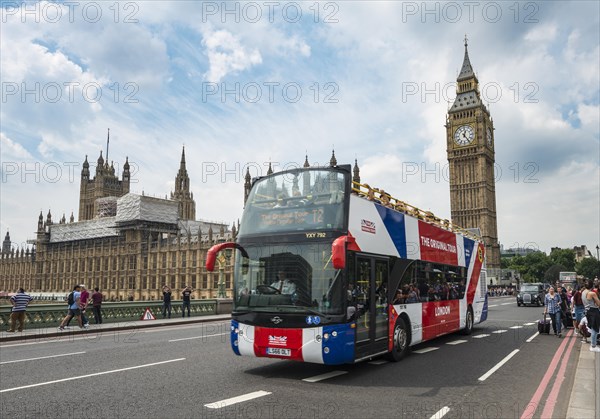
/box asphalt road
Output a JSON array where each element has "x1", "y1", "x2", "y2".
[{"x1": 0, "y1": 296, "x2": 579, "y2": 419}]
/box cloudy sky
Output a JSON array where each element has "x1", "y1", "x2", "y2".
[{"x1": 1, "y1": 1, "x2": 598, "y2": 254}]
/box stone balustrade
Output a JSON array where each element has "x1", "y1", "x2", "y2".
[{"x1": 1, "y1": 299, "x2": 232, "y2": 329}]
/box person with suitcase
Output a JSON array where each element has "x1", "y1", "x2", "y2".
[{"x1": 544, "y1": 286, "x2": 563, "y2": 338}]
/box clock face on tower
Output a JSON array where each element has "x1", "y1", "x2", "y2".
[
  {"x1": 454, "y1": 125, "x2": 475, "y2": 146},
  {"x1": 486, "y1": 128, "x2": 493, "y2": 146}
]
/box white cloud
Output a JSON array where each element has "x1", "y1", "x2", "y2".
[
  {"x1": 1, "y1": 133, "x2": 33, "y2": 160},
  {"x1": 524, "y1": 23, "x2": 558, "y2": 43},
  {"x1": 202, "y1": 28, "x2": 262, "y2": 82}
]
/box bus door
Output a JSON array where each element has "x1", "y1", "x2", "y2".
[{"x1": 354, "y1": 255, "x2": 389, "y2": 360}]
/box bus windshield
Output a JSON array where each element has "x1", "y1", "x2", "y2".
[
  {"x1": 239, "y1": 168, "x2": 347, "y2": 236},
  {"x1": 233, "y1": 242, "x2": 343, "y2": 316}
]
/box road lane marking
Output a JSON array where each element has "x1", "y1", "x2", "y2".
[
  {"x1": 0, "y1": 358, "x2": 185, "y2": 393},
  {"x1": 0, "y1": 351, "x2": 85, "y2": 365},
  {"x1": 472, "y1": 334, "x2": 490, "y2": 339},
  {"x1": 368, "y1": 360, "x2": 388, "y2": 365},
  {"x1": 526, "y1": 332, "x2": 539, "y2": 342},
  {"x1": 520, "y1": 330, "x2": 573, "y2": 419},
  {"x1": 446, "y1": 340, "x2": 468, "y2": 345},
  {"x1": 413, "y1": 347, "x2": 439, "y2": 354},
  {"x1": 429, "y1": 406, "x2": 450, "y2": 419},
  {"x1": 478, "y1": 349, "x2": 520, "y2": 381},
  {"x1": 523, "y1": 322, "x2": 536, "y2": 326},
  {"x1": 204, "y1": 391, "x2": 272, "y2": 409},
  {"x1": 501, "y1": 302, "x2": 513, "y2": 305},
  {"x1": 540, "y1": 330, "x2": 577, "y2": 418},
  {"x1": 491, "y1": 330, "x2": 508, "y2": 334},
  {"x1": 302, "y1": 371, "x2": 348, "y2": 382},
  {"x1": 509, "y1": 326, "x2": 524, "y2": 329},
  {"x1": 0, "y1": 324, "x2": 231, "y2": 348},
  {"x1": 169, "y1": 332, "x2": 228, "y2": 342},
  {"x1": 488, "y1": 304, "x2": 498, "y2": 307}
]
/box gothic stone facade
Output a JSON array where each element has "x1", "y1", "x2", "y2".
[{"x1": 0, "y1": 146, "x2": 234, "y2": 301}]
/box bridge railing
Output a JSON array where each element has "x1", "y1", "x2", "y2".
[{"x1": 0, "y1": 299, "x2": 232, "y2": 329}]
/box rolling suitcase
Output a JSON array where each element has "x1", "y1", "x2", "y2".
[
  {"x1": 538, "y1": 314, "x2": 551, "y2": 334},
  {"x1": 562, "y1": 310, "x2": 573, "y2": 328}
]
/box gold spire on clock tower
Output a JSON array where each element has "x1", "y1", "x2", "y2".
[{"x1": 446, "y1": 37, "x2": 501, "y2": 273}]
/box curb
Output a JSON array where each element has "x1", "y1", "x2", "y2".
[
  {"x1": 0, "y1": 314, "x2": 232, "y2": 343},
  {"x1": 566, "y1": 339, "x2": 598, "y2": 419}
]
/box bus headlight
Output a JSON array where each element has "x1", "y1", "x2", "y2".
[
  {"x1": 323, "y1": 333, "x2": 329, "y2": 341},
  {"x1": 332, "y1": 331, "x2": 338, "y2": 337},
  {"x1": 234, "y1": 340, "x2": 239, "y2": 346},
  {"x1": 323, "y1": 347, "x2": 330, "y2": 354}
]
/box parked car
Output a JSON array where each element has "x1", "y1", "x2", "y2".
[{"x1": 517, "y1": 283, "x2": 545, "y2": 307}]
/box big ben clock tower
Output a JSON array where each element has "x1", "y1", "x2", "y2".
[{"x1": 446, "y1": 37, "x2": 501, "y2": 272}]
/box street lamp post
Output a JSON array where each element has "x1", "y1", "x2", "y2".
[{"x1": 596, "y1": 244, "x2": 599, "y2": 260}]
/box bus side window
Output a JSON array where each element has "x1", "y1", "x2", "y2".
[{"x1": 396, "y1": 262, "x2": 418, "y2": 304}]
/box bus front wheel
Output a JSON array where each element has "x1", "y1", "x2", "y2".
[{"x1": 387, "y1": 317, "x2": 410, "y2": 362}]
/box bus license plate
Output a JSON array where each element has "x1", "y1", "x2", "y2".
[{"x1": 266, "y1": 347, "x2": 291, "y2": 356}]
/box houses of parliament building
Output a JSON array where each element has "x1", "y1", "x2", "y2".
[{"x1": 0, "y1": 145, "x2": 235, "y2": 301}]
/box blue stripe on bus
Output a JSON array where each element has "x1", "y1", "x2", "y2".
[
  {"x1": 231, "y1": 320, "x2": 241, "y2": 356},
  {"x1": 463, "y1": 237, "x2": 475, "y2": 268},
  {"x1": 322, "y1": 323, "x2": 356, "y2": 365},
  {"x1": 480, "y1": 294, "x2": 489, "y2": 322},
  {"x1": 375, "y1": 205, "x2": 407, "y2": 258}
]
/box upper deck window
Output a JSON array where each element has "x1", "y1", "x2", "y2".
[{"x1": 239, "y1": 169, "x2": 347, "y2": 236}]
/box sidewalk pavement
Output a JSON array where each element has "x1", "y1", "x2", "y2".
[
  {"x1": 567, "y1": 336, "x2": 600, "y2": 419},
  {"x1": 0, "y1": 313, "x2": 232, "y2": 343}
]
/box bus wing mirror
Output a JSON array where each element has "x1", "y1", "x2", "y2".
[
  {"x1": 205, "y1": 242, "x2": 239, "y2": 272},
  {"x1": 332, "y1": 235, "x2": 359, "y2": 270}
]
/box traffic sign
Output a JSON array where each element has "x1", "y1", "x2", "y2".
[{"x1": 141, "y1": 308, "x2": 156, "y2": 320}]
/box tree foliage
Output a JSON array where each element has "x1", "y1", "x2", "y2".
[
  {"x1": 506, "y1": 252, "x2": 553, "y2": 283},
  {"x1": 544, "y1": 264, "x2": 567, "y2": 283},
  {"x1": 576, "y1": 257, "x2": 600, "y2": 280},
  {"x1": 549, "y1": 248, "x2": 576, "y2": 271}
]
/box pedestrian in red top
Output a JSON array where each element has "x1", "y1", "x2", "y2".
[
  {"x1": 91, "y1": 287, "x2": 103, "y2": 324},
  {"x1": 79, "y1": 285, "x2": 90, "y2": 328}
]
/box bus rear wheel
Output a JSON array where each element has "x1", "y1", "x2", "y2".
[
  {"x1": 461, "y1": 307, "x2": 474, "y2": 335},
  {"x1": 387, "y1": 317, "x2": 409, "y2": 362}
]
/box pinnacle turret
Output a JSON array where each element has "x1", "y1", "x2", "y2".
[
  {"x1": 457, "y1": 35, "x2": 476, "y2": 82},
  {"x1": 353, "y1": 159, "x2": 361, "y2": 184},
  {"x1": 329, "y1": 150, "x2": 337, "y2": 167}
]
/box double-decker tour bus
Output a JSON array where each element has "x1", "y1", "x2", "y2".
[
  {"x1": 558, "y1": 271, "x2": 577, "y2": 290},
  {"x1": 206, "y1": 164, "x2": 488, "y2": 364}
]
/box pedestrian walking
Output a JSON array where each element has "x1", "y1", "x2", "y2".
[
  {"x1": 182, "y1": 286, "x2": 192, "y2": 318},
  {"x1": 58, "y1": 285, "x2": 83, "y2": 330},
  {"x1": 572, "y1": 284, "x2": 585, "y2": 335},
  {"x1": 162, "y1": 285, "x2": 172, "y2": 319},
  {"x1": 7, "y1": 287, "x2": 33, "y2": 332},
  {"x1": 544, "y1": 286, "x2": 563, "y2": 337},
  {"x1": 91, "y1": 287, "x2": 103, "y2": 324},
  {"x1": 79, "y1": 285, "x2": 90, "y2": 327},
  {"x1": 584, "y1": 279, "x2": 600, "y2": 352}
]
